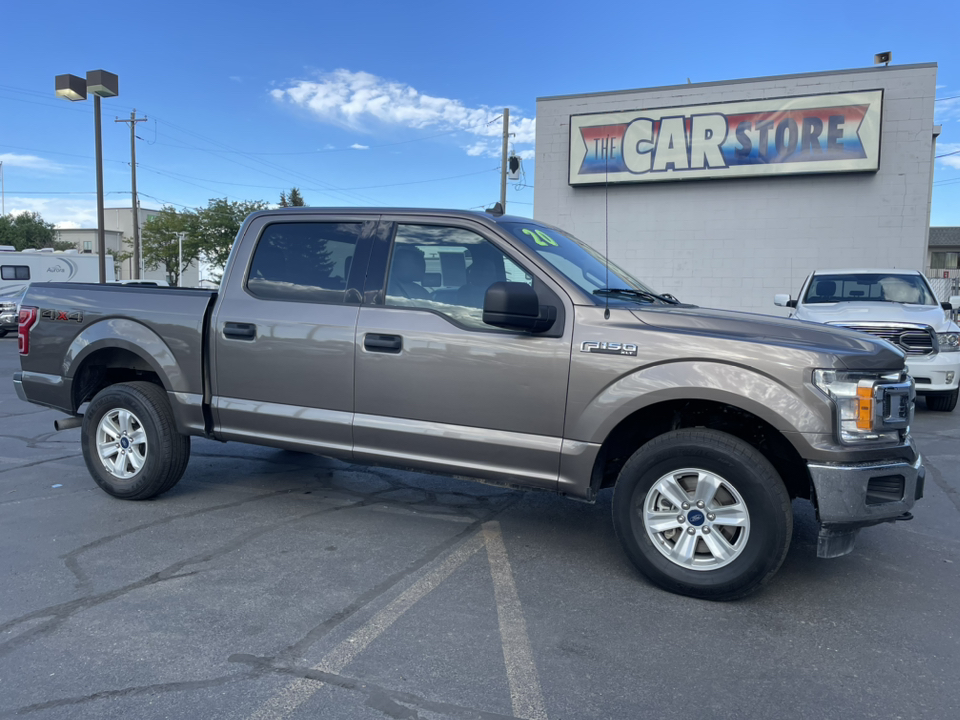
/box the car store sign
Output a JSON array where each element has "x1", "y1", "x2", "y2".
[{"x1": 568, "y1": 90, "x2": 882, "y2": 185}]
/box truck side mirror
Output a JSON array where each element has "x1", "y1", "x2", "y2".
[
  {"x1": 774, "y1": 294, "x2": 796, "y2": 308},
  {"x1": 483, "y1": 282, "x2": 548, "y2": 332},
  {"x1": 941, "y1": 302, "x2": 953, "y2": 312}
]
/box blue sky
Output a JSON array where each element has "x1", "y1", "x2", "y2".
[{"x1": 1, "y1": 0, "x2": 958, "y2": 228}]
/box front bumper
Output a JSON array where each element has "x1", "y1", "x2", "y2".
[
  {"x1": 906, "y1": 352, "x2": 960, "y2": 394},
  {"x1": 808, "y1": 454, "x2": 923, "y2": 558}
]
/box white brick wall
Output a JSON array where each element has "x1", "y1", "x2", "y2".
[{"x1": 534, "y1": 65, "x2": 938, "y2": 314}]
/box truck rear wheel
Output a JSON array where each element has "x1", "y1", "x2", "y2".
[
  {"x1": 612, "y1": 429, "x2": 792, "y2": 601},
  {"x1": 925, "y1": 389, "x2": 958, "y2": 412},
  {"x1": 81, "y1": 381, "x2": 191, "y2": 500}
]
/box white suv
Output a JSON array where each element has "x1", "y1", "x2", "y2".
[{"x1": 776, "y1": 269, "x2": 960, "y2": 412}]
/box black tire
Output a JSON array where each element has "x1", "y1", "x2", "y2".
[
  {"x1": 925, "y1": 389, "x2": 958, "y2": 412},
  {"x1": 81, "y1": 381, "x2": 191, "y2": 500},
  {"x1": 0, "y1": 329, "x2": 8, "y2": 338},
  {"x1": 612, "y1": 429, "x2": 792, "y2": 601}
]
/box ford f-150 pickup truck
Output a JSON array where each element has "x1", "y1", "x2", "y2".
[{"x1": 13, "y1": 208, "x2": 924, "y2": 599}]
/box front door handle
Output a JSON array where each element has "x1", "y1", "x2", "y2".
[
  {"x1": 223, "y1": 322, "x2": 256, "y2": 340},
  {"x1": 364, "y1": 333, "x2": 402, "y2": 353}
]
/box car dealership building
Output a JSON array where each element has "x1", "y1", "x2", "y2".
[{"x1": 533, "y1": 64, "x2": 940, "y2": 314}]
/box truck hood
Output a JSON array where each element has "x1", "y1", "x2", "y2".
[
  {"x1": 632, "y1": 305, "x2": 905, "y2": 371},
  {"x1": 795, "y1": 301, "x2": 957, "y2": 332}
]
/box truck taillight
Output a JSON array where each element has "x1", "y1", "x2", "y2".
[{"x1": 18, "y1": 306, "x2": 38, "y2": 355}]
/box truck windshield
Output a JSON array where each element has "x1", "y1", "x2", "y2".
[
  {"x1": 804, "y1": 273, "x2": 937, "y2": 305},
  {"x1": 503, "y1": 222, "x2": 669, "y2": 304}
]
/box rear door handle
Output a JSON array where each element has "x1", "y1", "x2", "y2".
[
  {"x1": 364, "y1": 333, "x2": 402, "y2": 353},
  {"x1": 223, "y1": 322, "x2": 256, "y2": 340}
]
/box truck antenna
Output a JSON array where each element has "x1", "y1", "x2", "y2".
[{"x1": 604, "y1": 154, "x2": 610, "y2": 320}]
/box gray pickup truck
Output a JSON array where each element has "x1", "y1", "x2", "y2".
[{"x1": 13, "y1": 208, "x2": 924, "y2": 599}]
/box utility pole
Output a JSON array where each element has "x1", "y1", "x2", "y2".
[
  {"x1": 116, "y1": 109, "x2": 147, "y2": 278},
  {"x1": 499, "y1": 107, "x2": 510, "y2": 214}
]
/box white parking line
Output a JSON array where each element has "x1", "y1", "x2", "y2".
[
  {"x1": 246, "y1": 532, "x2": 485, "y2": 720},
  {"x1": 247, "y1": 521, "x2": 547, "y2": 720},
  {"x1": 483, "y1": 521, "x2": 548, "y2": 720}
]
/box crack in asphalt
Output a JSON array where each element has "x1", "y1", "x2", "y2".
[
  {"x1": 277, "y1": 510, "x2": 504, "y2": 663},
  {"x1": 229, "y1": 653, "x2": 521, "y2": 720},
  {"x1": 60, "y1": 487, "x2": 320, "y2": 591},
  {"x1": 923, "y1": 456, "x2": 960, "y2": 514},
  {"x1": 0, "y1": 453, "x2": 80, "y2": 479},
  {"x1": 0, "y1": 500, "x2": 367, "y2": 660},
  {"x1": 0, "y1": 672, "x2": 258, "y2": 718}
]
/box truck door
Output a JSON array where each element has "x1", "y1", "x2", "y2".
[
  {"x1": 353, "y1": 217, "x2": 573, "y2": 490},
  {"x1": 211, "y1": 214, "x2": 376, "y2": 456}
]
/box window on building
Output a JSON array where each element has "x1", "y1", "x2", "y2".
[
  {"x1": 1, "y1": 265, "x2": 30, "y2": 281},
  {"x1": 384, "y1": 224, "x2": 533, "y2": 330},
  {"x1": 82, "y1": 241, "x2": 93, "y2": 253},
  {"x1": 246, "y1": 222, "x2": 361, "y2": 304},
  {"x1": 931, "y1": 252, "x2": 959, "y2": 269}
]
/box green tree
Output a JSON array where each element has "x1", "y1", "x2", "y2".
[
  {"x1": 193, "y1": 198, "x2": 269, "y2": 277},
  {"x1": 279, "y1": 187, "x2": 305, "y2": 207},
  {"x1": 141, "y1": 206, "x2": 200, "y2": 286},
  {"x1": 288, "y1": 187, "x2": 305, "y2": 206},
  {"x1": 0, "y1": 211, "x2": 72, "y2": 251}
]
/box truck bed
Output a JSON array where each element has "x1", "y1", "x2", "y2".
[{"x1": 16, "y1": 282, "x2": 217, "y2": 417}]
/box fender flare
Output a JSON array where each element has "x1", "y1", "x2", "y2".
[
  {"x1": 569, "y1": 360, "x2": 827, "y2": 445},
  {"x1": 63, "y1": 318, "x2": 184, "y2": 392}
]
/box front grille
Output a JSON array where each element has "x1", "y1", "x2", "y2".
[{"x1": 833, "y1": 324, "x2": 936, "y2": 355}]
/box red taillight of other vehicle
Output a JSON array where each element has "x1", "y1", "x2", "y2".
[{"x1": 18, "y1": 306, "x2": 38, "y2": 355}]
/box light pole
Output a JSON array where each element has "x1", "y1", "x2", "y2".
[{"x1": 55, "y1": 70, "x2": 119, "y2": 284}]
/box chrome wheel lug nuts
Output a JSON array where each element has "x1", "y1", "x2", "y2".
[
  {"x1": 681, "y1": 502, "x2": 690, "y2": 510},
  {"x1": 687, "y1": 527, "x2": 696, "y2": 535},
  {"x1": 702, "y1": 526, "x2": 711, "y2": 534},
  {"x1": 677, "y1": 515, "x2": 685, "y2": 523},
  {"x1": 707, "y1": 513, "x2": 716, "y2": 521},
  {"x1": 696, "y1": 500, "x2": 705, "y2": 509}
]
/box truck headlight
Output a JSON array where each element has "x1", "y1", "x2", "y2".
[
  {"x1": 937, "y1": 332, "x2": 960, "y2": 352},
  {"x1": 813, "y1": 370, "x2": 907, "y2": 444}
]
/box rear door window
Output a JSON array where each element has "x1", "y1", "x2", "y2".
[{"x1": 246, "y1": 223, "x2": 362, "y2": 304}]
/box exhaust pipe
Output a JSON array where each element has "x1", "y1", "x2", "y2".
[{"x1": 54, "y1": 416, "x2": 83, "y2": 431}]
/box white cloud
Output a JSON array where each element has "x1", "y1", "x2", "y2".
[
  {"x1": 350, "y1": 143, "x2": 369, "y2": 150},
  {"x1": 271, "y1": 69, "x2": 535, "y2": 156},
  {"x1": 935, "y1": 95, "x2": 960, "y2": 125},
  {"x1": 937, "y1": 143, "x2": 960, "y2": 170},
  {"x1": 5, "y1": 197, "x2": 96, "y2": 228},
  {"x1": 0, "y1": 153, "x2": 67, "y2": 174}
]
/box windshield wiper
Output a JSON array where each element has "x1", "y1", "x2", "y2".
[{"x1": 593, "y1": 287, "x2": 679, "y2": 304}]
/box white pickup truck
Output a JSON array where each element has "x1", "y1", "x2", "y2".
[{"x1": 776, "y1": 269, "x2": 960, "y2": 412}]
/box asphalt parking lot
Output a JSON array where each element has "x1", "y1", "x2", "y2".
[{"x1": 1, "y1": 335, "x2": 958, "y2": 720}]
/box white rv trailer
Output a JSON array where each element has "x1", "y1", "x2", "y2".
[{"x1": 0, "y1": 248, "x2": 114, "y2": 300}]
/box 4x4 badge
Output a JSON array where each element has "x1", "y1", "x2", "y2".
[
  {"x1": 580, "y1": 341, "x2": 638, "y2": 356},
  {"x1": 40, "y1": 308, "x2": 83, "y2": 323}
]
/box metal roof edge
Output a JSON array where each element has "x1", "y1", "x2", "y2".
[{"x1": 536, "y1": 63, "x2": 939, "y2": 103}]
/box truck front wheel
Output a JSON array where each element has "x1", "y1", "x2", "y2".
[
  {"x1": 612, "y1": 429, "x2": 792, "y2": 601},
  {"x1": 81, "y1": 381, "x2": 191, "y2": 500}
]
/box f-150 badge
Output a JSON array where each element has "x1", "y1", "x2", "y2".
[{"x1": 581, "y1": 341, "x2": 638, "y2": 356}]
